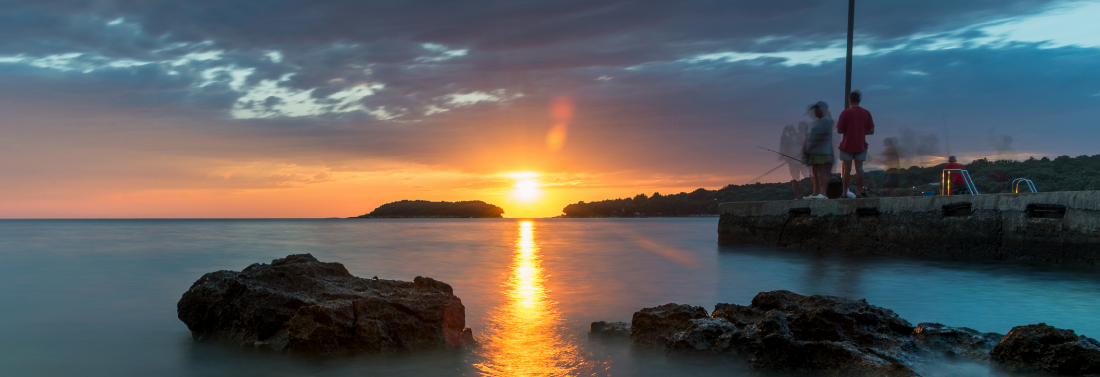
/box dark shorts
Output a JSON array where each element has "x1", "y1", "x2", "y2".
[
  {"x1": 807, "y1": 154, "x2": 830, "y2": 165},
  {"x1": 884, "y1": 173, "x2": 900, "y2": 188}
]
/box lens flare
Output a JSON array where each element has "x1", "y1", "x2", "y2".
[
  {"x1": 545, "y1": 124, "x2": 568, "y2": 151},
  {"x1": 546, "y1": 96, "x2": 574, "y2": 151}
]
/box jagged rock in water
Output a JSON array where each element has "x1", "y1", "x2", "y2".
[
  {"x1": 630, "y1": 303, "x2": 710, "y2": 347},
  {"x1": 712, "y1": 302, "x2": 764, "y2": 328},
  {"x1": 589, "y1": 321, "x2": 630, "y2": 340},
  {"x1": 658, "y1": 291, "x2": 930, "y2": 376},
  {"x1": 610, "y1": 292, "x2": 1100, "y2": 376},
  {"x1": 665, "y1": 317, "x2": 745, "y2": 355},
  {"x1": 747, "y1": 290, "x2": 918, "y2": 351},
  {"x1": 913, "y1": 322, "x2": 1002, "y2": 362},
  {"x1": 989, "y1": 323, "x2": 1100, "y2": 375},
  {"x1": 750, "y1": 291, "x2": 925, "y2": 376},
  {"x1": 177, "y1": 254, "x2": 474, "y2": 355}
]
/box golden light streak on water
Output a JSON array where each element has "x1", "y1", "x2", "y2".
[{"x1": 474, "y1": 220, "x2": 591, "y2": 376}]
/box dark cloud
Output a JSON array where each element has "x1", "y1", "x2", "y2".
[{"x1": 0, "y1": 0, "x2": 1095, "y2": 188}]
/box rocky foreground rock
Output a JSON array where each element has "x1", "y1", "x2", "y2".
[
  {"x1": 591, "y1": 290, "x2": 1100, "y2": 376},
  {"x1": 178, "y1": 254, "x2": 474, "y2": 355},
  {"x1": 990, "y1": 323, "x2": 1100, "y2": 375}
]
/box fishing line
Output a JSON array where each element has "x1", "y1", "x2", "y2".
[
  {"x1": 757, "y1": 146, "x2": 887, "y2": 197},
  {"x1": 745, "y1": 162, "x2": 789, "y2": 185}
]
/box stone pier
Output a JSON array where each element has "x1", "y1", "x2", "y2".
[{"x1": 717, "y1": 191, "x2": 1100, "y2": 266}]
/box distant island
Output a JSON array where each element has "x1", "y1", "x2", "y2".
[
  {"x1": 561, "y1": 154, "x2": 1100, "y2": 218},
  {"x1": 356, "y1": 200, "x2": 504, "y2": 218}
]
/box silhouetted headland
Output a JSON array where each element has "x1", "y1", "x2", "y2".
[{"x1": 356, "y1": 200, "x2": 504, "y2": 218}]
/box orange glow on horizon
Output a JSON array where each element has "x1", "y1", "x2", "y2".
[
  {"x1": 0, "y1": 152, "x2": 736, "y2": 218},
  {"x1": 501, "y1": 171, "x2": 556, "y2": 217}
]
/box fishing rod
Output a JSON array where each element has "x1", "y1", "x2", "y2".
[
  {"x1": 757, "y1": 146, "x2": 887, "y2": 197},
  {"x1": 745, "y1": 162, "x2": 789, "y2": 185}
]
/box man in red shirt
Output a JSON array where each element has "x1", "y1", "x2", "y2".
[
  {"x1": 943, "y1": 156, "x2": 967, "y2": 194},
  {"x1": 836, "y1": 90, "x2": 874, "y2": 197}
]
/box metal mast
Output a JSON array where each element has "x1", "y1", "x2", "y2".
[{"x1": 844, "y1": 0, "x2": 855, "y2": 109}]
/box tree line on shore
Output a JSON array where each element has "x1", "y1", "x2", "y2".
[
  {"x1": 358, "y1": 200, "x2": 504, "y2": 218},
  {"x1": 560, "y1": 154, "x2": 1100, "y2": 218}
]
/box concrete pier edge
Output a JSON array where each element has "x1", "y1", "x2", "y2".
[{"x1": 717, "y1": 191, "x2": 1100, "y2": 266}]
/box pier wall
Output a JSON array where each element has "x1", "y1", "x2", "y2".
[{"x1": 717, "y1": 191, "x2": 1100, "y2": 266}]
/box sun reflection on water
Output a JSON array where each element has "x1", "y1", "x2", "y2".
[{"x1": 475, "y1": 220, "x2": 589, "y2": 376}]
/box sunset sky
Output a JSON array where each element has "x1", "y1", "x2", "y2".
[{"x1": 2, "y1": 0, "x2": 1099, "y2": 218}]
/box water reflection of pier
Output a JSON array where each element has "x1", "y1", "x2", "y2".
[{"x1": 475, "y1": 221, "x2": 585, "y2": 376}]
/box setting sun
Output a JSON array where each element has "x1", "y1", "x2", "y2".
[{"x1": 513, "y1": 179, "x2": 541, "y2": 201}]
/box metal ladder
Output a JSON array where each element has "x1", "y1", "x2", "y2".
[
  {"x1": 941, "y1": 169, "x2": 980, "y2": 195},
  {"x1": 1012, "y1": 178, "x2": 1037, "y2": 193}
]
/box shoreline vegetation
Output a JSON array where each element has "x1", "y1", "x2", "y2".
[
  {"x1": 355, "y1": 200, "x2": 504, "y2": 218},
  {"x1": 352, "y1": 155, "x2": 1100, "y2": 219},
  {"x1": 561, "y1": 155, "x2": 1100, "y2": 218}
]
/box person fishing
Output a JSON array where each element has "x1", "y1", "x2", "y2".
[
  {"x1": 798, "y1": 121, "x2": 814, "y2": 194},
  {"x1": 802, "y1": 101, "x2": 834, "y2": 200},
  {"x1": 836, "y1": 90, "x2": 874, "y2": 198},
  {"x1": 780, "y1": 124, "x2": 808, "y2": 199}
]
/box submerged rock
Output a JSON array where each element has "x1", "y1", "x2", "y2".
[
  {"x1": 989, "y1": 323, "x2": 1100, "y2": 375},
  {"x1": 177, "y1": 254, "x2": 474, "y2": 355},
  {"x1": 589, "y1": 321, "x2": 630, "y2": 340},
  {"x1": 913, "y1": 322, "x2": 1002, "y2": 362}
]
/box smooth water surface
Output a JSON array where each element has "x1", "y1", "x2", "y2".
[{"x1": 1, "y1": 219, "x2": 1098, "y2": 376}]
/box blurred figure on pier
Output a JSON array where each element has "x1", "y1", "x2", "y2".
[
  {"x1": 989, "y1": 131, "x2": 1014, "y2": 160},
  {"x1": 881, "y1": 137, "x2": 901, "y2": 196},
  {"x1": 780, "y1": 124, "x2": 809, "y2": 199},
  {"x1": 799, "y1": 121, "x2": 815, "y2": 194},
  {"x1": 836, "y1": 90, "x2": 875, "y2": 198},
  {"x1": 803, "y1": 102, "x2": 834, "y2": 200},
  {"x1": 943, "y1": 156, "x2": 967, "y2": 195}
]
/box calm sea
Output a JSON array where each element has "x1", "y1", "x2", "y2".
[{"x1": 1, "y1": 219, "x2": 1097, "y2": 376}]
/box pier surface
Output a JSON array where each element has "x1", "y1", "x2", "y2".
[{"x1": 718, "y1": 191, "x2": 1100, "y2": 266}]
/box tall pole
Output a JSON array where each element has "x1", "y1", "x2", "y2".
[{"x1": 844, "y1": 0, "x2": 855, "y2": 109}]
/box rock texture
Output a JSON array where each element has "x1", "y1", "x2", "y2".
[
  {"x1": 913, "y1": 322, "x2": 1002, "y2": 362},
  {"x1": 599, "y1": 292, "x2": 1100, "y2": 376},
  {"x1": 589, "y1": 321, "x2": 630, "y2": 340},
  {"x1": 177, "y1": 254, "x2": 474, "y2": 355},
  {"x1": 618, "y1": 291, "x2": 1010, "y2": 376},
  {"x1": 990, "y1": 323, "x2": 1100, "y2": 375},
  {"x1": 630, "y1": 303, "x2": 710, "y2": 346},
  {"x1": 673, "y1": 291, "x2": 927, "y2": 376}
]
